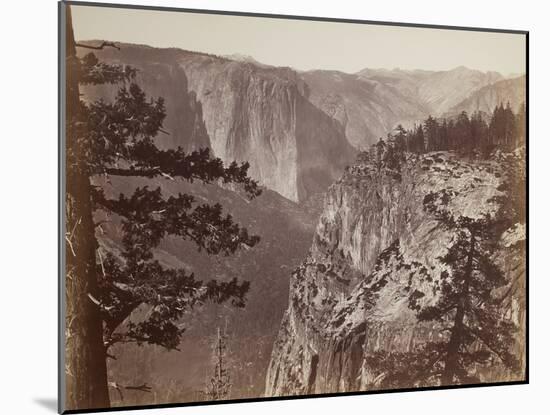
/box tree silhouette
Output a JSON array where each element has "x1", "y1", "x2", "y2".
[
  {"x1": 204, "y1": 327, "x2": 232, "y2": 400},
  {"x1": 489, "y1": 103, "x2": 517, "y2": 150},
  {"x1": 408, "y1": 214, "x2": 519, "y2": 385},
  {"x1": 515, "y1": 102, "x2": 526, "y2": 148},
  {"x1": 423, "y1": 115, "x2": 439, "y2": 152},
  {"x1": 64, "y1": 5, "x2": 261, "y2": 410},
  {"x1": 382, "y1": 106, "x2": 524, "y2": 157},
  {"x1": 393, "y1": 124, "x2": 408, "y2": 153}
]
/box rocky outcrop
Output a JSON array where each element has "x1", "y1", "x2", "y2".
[{"x1": 265, "y1": 150, "x2": 526, "y2": 396}]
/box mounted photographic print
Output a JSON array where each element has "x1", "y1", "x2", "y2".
[{"x1": 59, "y1": 1, "x2": 528, "y2": 413}]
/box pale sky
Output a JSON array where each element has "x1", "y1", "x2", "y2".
[{"x1": 71, "y1": 4, "x2": 526, "y2": 76}]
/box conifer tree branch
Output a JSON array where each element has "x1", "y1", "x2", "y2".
[{"x1": 92, "y1": 186, "x2": 260, "y2": 255}]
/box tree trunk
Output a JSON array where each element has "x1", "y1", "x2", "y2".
[
  {"x1": 442, "y1": 231, "x2": 476, "y2": 385},
  {"x1": 441, "y1": 299, "x2": 465, "y2": 384},
  {"x1": 64, "y1": 5, "x2": 110, "y2": 410}
]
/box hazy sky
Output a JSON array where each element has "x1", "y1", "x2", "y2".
[{"x1": 71, "y1": 4, "x2": 526, "y2": 75}]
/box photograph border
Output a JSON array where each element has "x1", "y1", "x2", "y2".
[{"x1": 58, "y1": 1, "x2": 529, "y2": 413}]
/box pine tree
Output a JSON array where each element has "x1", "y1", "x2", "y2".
[
  {"x1": 204, "y1": 327, "x2": 232, "y2": 400},
  {"x1": 408, "y1": 214, "x2": 519, "y2": 385},
  {"x1": 489, "y1": 104, "x2": 509, "y2": 148},
  {"x1": 393, "y1": 124, "x2": 408, "y2": 153},
  {"x1": 446, "y1": 119, "x2": 456, "y2": 150},
  {"x1": 372, "y1": 137, "x2": 387, "y2": 170},
  {"x1": 439, "y1": 119, "x2": 449, "y2": 151},
  {"x1": 515, "y1": 102, "x2": 526, "y2": 148},
  {"x1": 64, "y1": 6, "x2": 111, "y2": 408},
  {"x1": 455, "y1": 111, "x2": 471, "y2": 153},
  {"x1": 413, "y1": 124, "x2": 425, "y2": 153},
  {"x1": 503, "y1": 102, "x2": 517, "y2": 149},
  {"x1": 423, "y1": 115, "x2": 439, "y2": 152},
  {"x1": 64, "y1": 5, "x2": 261, "y2": 410}
]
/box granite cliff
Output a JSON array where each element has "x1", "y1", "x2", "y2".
[
  {"x1": 265, "y1": 149, "x2": 526, "y2": 396},
  {"x1": 81, "y1": 43, "x2": 356, "y2": 203}
]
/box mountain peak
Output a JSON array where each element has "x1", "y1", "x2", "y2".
[
  {"x1": 450, "y1": 65, "x2": 471, "y2": 72},
  {"x1": 224, "y1": 53, "x2": 265, "y2": 66}
]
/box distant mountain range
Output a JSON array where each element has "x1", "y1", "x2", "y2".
[
  {"x1": 81, "y1": 41, "x2": 525, "y2": 202},
  {"x1": 447, "y1": 74, "x2": 526, "y2": 115},
  {"x1": 304, "y1": 66, "x2": 521, "y2": 148}
]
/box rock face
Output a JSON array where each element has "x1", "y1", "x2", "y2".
[
  {"x1": 178, "y1": 55, "x2": 356, "y2": 202},
  {"x1": 447, "y1": 75, "x2": 526, "y2": 116},
  {"x1": 301, "y1": 70, "x2": 430, "y2": 149},
  {"x1": 84, "y1": 43, "x2": 356, "y2": 203},
  {"x1": 265, "y1": 150, "x2": 526, "y2": 396},
  {"x1": 79, "y1": 45, "x2": 211, "y2": 153}
]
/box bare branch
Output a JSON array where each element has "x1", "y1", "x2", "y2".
[
  {"x1": 108, "y1": 382, "x2": 124, "y2": 401},
  {"x1": 104, "y1": 167, "x2": 159, "y2": 178},
  {"x1": 125, "y1": 383, "x2": 152, "y2": 393},
  {"x1": 65, "y1": 216, "x2": 81, "y2": 256},
  {"x1": 465, "y1": 327, "x2": 511, "y2": 366},
  {"x1": 108, "y1": 381, "x2": 153, "y2": 402},
  {"x1": 65, "y1": 235, "x2": 76, "y2": 257},
  {"x1": 97, "y1": 249, "x2": 106, "y2": 279},
  {"x1": 87, "y1": 293, "x2": 101, "y2": 306},
  {"x1": 75, "y1": 41, "x2": 120, "y2": 51}
]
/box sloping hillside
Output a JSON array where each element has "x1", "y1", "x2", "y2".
[{"x1": 447, "y1": 75, "x2": 526, "y2": 116}]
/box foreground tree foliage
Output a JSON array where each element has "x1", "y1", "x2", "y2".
[
  {"x1": 64, "y1": 6, "x2": 261, "y2": 410},
  {"x1": 367, "y1": 216, "x2": 520, "y2": 389},
  {"x1": 408, "y1": 215, "x2": 519, "y2": 385}
]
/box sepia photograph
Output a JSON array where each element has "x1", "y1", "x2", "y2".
[{"x1": 59, "y1": 1, "x2": 527, "y2": 412}]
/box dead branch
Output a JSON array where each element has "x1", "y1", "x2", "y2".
[
  {"x1": 94, "y1": 219, "x2": 110, "y2": 230},
  {"x1": 87, "y1": 293, "x2": 101, "y2": 306},
  {"x1": 108, "y1": 382, "x2": 124, "y2": 401},
  {"x1": 97, "y1": 249, "x2": 106, "y2": 278},
  {"x1": 87, "y1": 292, "x2": 114, "y2": 311},
  {"x1": 75, "y1": 41, "x2": 120, "y2": 50},
  {"x1": 65, "y1": 216, "x2": 82, "y2": 257},
  {"x1": 65, "y1": 236, "x2": 76, "y2": 257},
  {"x1": 108, "y1": 382, "x2": 153, "y2": 402},
  {"x1": 125, "y1": 383, "x2": 152, "y2": 393}
]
